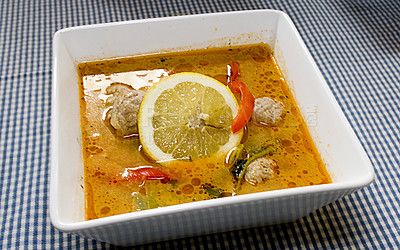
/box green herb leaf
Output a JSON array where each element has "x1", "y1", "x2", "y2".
[
  {"x1": 231, "y1": 159, "x2": 247, "y2": 179},
  {"x1": 133, "y1": 195, "x2": 148, "y2": 211},
  {"x1": 169, "y1": 179, "x2": 178, "y2": 187},
  {"x1": 133, "y1": 191, "x2": 159, "y2": 211},
  {"x1": 203, "y1": 185, "x2": 223, "y2": 198},
  {"x1": 147, "y1": 196, "x2": 159, "y2": 209}
]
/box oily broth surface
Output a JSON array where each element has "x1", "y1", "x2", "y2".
[{"x1": 78, "y1": 44, "x2": 331, "y2": 220}]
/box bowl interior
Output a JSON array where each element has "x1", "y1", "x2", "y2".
[{"x1": 51, "y1": 10, "x2": 374, "y2": 227}]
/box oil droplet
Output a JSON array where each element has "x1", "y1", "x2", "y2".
[
  {"x1": 292, "y1": 134, "x2": 301, "y2": 141},
  {"x1": 281, "y1": 139, "x2": 292, "y2": 147},
  {"x1": 191, "y1": 178, "x2": 201, "y2": 186},
  {"x1": 101, "y1": 206, "x2": 111, "y2": 214},
  {"x1": 182, "y1": 184, "x2": 194, "y2": 194}
]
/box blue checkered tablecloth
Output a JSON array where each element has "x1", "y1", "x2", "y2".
[{"x1": 1, "y1": 0, "x2": 399, "y2": 248}]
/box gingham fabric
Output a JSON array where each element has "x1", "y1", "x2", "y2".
[{"x1": 1, "y1": 0, "x2": 399, "y2": 249}]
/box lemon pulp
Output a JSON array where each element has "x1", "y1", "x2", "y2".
[{"x1": 138, "y1": 72, "x2": 243, "y2": 163}]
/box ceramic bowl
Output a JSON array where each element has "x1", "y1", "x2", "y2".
[{"x1": 50, "y1": 10, "x2": 374, "y2": 246}]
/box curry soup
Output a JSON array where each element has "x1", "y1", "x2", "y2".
[{"x1": 78, "y1": 44, "x2": 331, "y2": 220}]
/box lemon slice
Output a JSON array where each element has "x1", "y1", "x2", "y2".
[{"x1": 138, "y1": 72, "x2": 243, "y2": 163}]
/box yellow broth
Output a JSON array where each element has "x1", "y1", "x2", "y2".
[{"x1": 78, "y1": 44, "x2": 331, "y2": 220}]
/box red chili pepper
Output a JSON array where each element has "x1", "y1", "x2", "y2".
[
  {"x1": 122, "y1": 166, "x2": 171, "y2": 183},
  {"x1": 227, "y1": 61, "x2": 255, "y2": 133},
  {"x1": 228, "y1": 80, "x2": 255, "y2": 133}
]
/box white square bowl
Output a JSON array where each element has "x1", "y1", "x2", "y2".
[{"x1": 50, "y1": 10, "x2": 374, "y2": 246}]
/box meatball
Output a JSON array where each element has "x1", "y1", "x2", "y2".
[
  {"x1": 252, "y1": 97, "x2": 284, "y2": 125},
  {"x1": 244, "y1": 157, "x2": 275, "y2": 185},
  {"x1": 105, "y1": 83, "x2": 145, "y2": 136}
]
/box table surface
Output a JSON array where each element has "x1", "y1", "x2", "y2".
[{"x1": 1, "y1": 0, "x2": 399, "y2": 249}]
